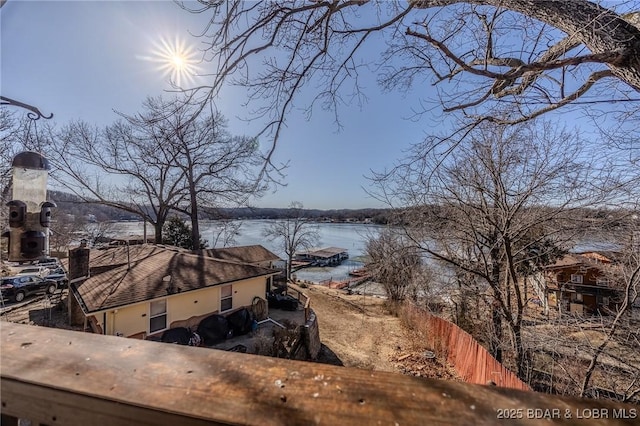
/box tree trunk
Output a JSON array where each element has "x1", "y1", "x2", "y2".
[
  {"x1": 489, "y1": 241, "x2": 503, "y2": 362},
  {"x1": 190, "y1": 194, "x2": 200, "y2": 250},
  {"x1": 154, "y1": 222, "x2": 163, "y2": 244},
  {"x1": 455, "y1": 277, "x2": 469, "y2": 329},
  {"x1": 491, "y1": 304, "x2": 503, "y2": 363},
  {"x1": 286, "y1": 255, "x2": 293, "y2": 283},
  {"x1": 511, "y1": 323, "x2": 527, "y2": 380}
]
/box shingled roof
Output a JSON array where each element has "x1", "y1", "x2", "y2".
[
  {"x1": 544, "y1": 253, "x2": 588, "y2": 269},
  {"x1": 70, "y1": 245, "x2": 277, "y2": 314},
  {"x1": 88, "y1": 244, "x2": 169, "y2": 270},
  {"x1": 544, "y1": 251, "x2": 621, "y2": 270},
  {"x1": 197, "y1": 245, "x2": 281, "y2": 265}
]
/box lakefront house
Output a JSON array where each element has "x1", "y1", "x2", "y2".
[
  {"x1": 67, "y1": 244, "x2": 280, "y2": 338},
  {"x1": 543, "y1": 251, "x2": 622, "y2": 315}
]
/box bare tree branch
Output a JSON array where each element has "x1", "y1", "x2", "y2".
[{"x1": 179, "y1": 0, "x2": 640, "y2": 162}]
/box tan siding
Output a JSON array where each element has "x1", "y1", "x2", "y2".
[
  {"x1": 169, "y1": 287, "x2": 220, "y2": 325},
  {"x1": 105, "y1": 311, "x2": 112, "y2": 335},
  {"x1": 232, "y1": 277, "x2": 267, "y2": 309},
  {"x1": 109, "y1": 304, "x2": 147, "y2": 337},
  {"x1": 100, "y1": 277, "x2": 267, "y2": 336}
]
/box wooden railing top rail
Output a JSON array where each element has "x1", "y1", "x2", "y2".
[
  {"x1": 287, "y1": 283, "x2": 311, "y2": 321},
  {"x1": 1, "y1": 322, "x2": 637, "y2": 425},
  {"x1": 287, "y1": 282, "x2": 308, "y2": 301}
]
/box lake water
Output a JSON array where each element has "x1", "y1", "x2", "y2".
[
  {"x1": 111, "y1": 220, "x2": 383, "y2": 282},
  {"x1": 109, "y1": 219, "x2": 618, "y2": 284}
]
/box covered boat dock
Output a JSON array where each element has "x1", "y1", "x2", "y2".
[{"x1": 295, "y1": 247, "x2": 349, "y2": 266}]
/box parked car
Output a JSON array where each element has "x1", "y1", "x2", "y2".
[
  {"x1": 14, "y1": 266, "x2": 52, "y2": 278},
  {"x1": 45, "y1": 266, "x2": 68, "y2": 288},
  {"x1": 9, "y1": 257, "x2": 61, "y2": 275},
  {"x1": 0, "y1": 276, "x2": 58, "y2": 303},
  {"x1": 32, "y1": 257, "x2": 62, "y2": 268}
]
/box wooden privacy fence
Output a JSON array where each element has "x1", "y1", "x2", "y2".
[{"x1": 401, "y1": 304, "x2": 531, "y2": 391}]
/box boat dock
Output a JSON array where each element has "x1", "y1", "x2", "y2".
[
  {"x1": 320, "y1": 274, "x2": 371, "y2": 290},
  {"x1": 294, "y1": 247, "x2": 349, "y2": 266}
]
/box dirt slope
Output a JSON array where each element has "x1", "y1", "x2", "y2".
[
  {"x1": 304, "y1": 284, "x2": 403, "y2": 371},
  {"x1": 300, "y1": 284, "x2": 460, "y2": 381}
]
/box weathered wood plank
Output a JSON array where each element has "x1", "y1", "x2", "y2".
[
  {"x1": 1, "y1": 322, "x2": 637, "y2": 425},
  {"x1": 0, "y1": 413, "x2": 18, "y2": 426},
  {"x1": 304, "y1": 311, "x2": 321, "y2": 359},
  {"x1": 2, "y1": 379, "x2": 218, "y2": 426}
]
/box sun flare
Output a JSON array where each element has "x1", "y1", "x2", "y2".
[
  {"x1": 171, "y1": 54, "x2": 186, "y2": 70},
  {"x1": 144, "y1": 36, "x2": 199, "y2": 87}
]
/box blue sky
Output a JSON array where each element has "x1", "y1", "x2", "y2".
[
  {"x1": 1, "y1": 0, "x2": 431, "y2": 210},
  {"x1": 3, "y1": 1, "x2": 630, "y2": 210}
]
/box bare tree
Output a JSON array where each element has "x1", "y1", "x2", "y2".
[
  {"x1": 123, "y1": 96, "x2": 265, "y2": 248},
  {"x1": 209, "y1": 219, "x2": 242, "y2": 248},
  {"x1": 263, "y1": 202, "x2": 319, "y2": 283},
  {"x1": 178, "y1": 0, "x2": 640, "y2": 156},
  {"x1": 1, "y1": 108, "x2": 18, "y2": 215},
  {"x1": 51, "y1": 96, "x2": 264, "y2": 247},
  {"x1": 370, "y1": 120, "x2": 624, "y2": 379},
  {"x1": 50, "y1": 211, "x2": 115, "y2": 253},
  {"x1": 578, "y1": 219, "x2": 640, "y2": 400},
  {"x1": 52, "y1": 119, "x2": 185, "y2": 244},
  {"x1": 525, "y1": 234, "x2": 640, "y2": 402},
  {"x1": 49, "y1": 212, "x2": 87, "y2": 255},
  {"x1": 81, "y1": 220, "x2": 117, "y2": 248},
  {"x1": 365, "y1": 228, "x2": 430, "y2": 304}
]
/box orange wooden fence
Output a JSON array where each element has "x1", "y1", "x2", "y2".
[{"x1": 401, "y1": 304, "x2": 531, "y2": 391}]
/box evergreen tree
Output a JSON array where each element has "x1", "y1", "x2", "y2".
[{"x1": 162, "y1": 216, "x2": 207, "y2": 249}]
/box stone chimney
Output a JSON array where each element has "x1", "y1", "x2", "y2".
[
  {"x1": 67, "y1": 243, "x2": 90, "y2": 326},
  {"x1": 68, "y1": 242, "x2": 90, "y2": 280}
]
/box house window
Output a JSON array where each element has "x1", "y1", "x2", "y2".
[
  {"x1": 596, "y1": 278, "x2": 609, "y2": 287},
  {"x1": 220, "y1": 285, "x2": 233, "y2": 312},
  {"x1": 571, "y1": 274, "x2": 583, "y2": 284},
  {"x1": 150, "y1": 299, "x2": 167, "y2": 333}
]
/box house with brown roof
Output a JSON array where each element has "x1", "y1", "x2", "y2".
[
  {"x1": 198, "y1": 245, "x2": 285, "y2": 290},
  {"x1": 68, "y1": 244, "x2": 279, "y2": 339},
  {"x1": 543, "y1": 251, "x2": 622, "y2": 315}
]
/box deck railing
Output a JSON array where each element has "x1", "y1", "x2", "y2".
[
  {"x1": 2, "y1": 322, "x2": 638, "y2": 425},
  {"x1": 287, "y1": 283, "x2": 311, "y2": 322}
]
